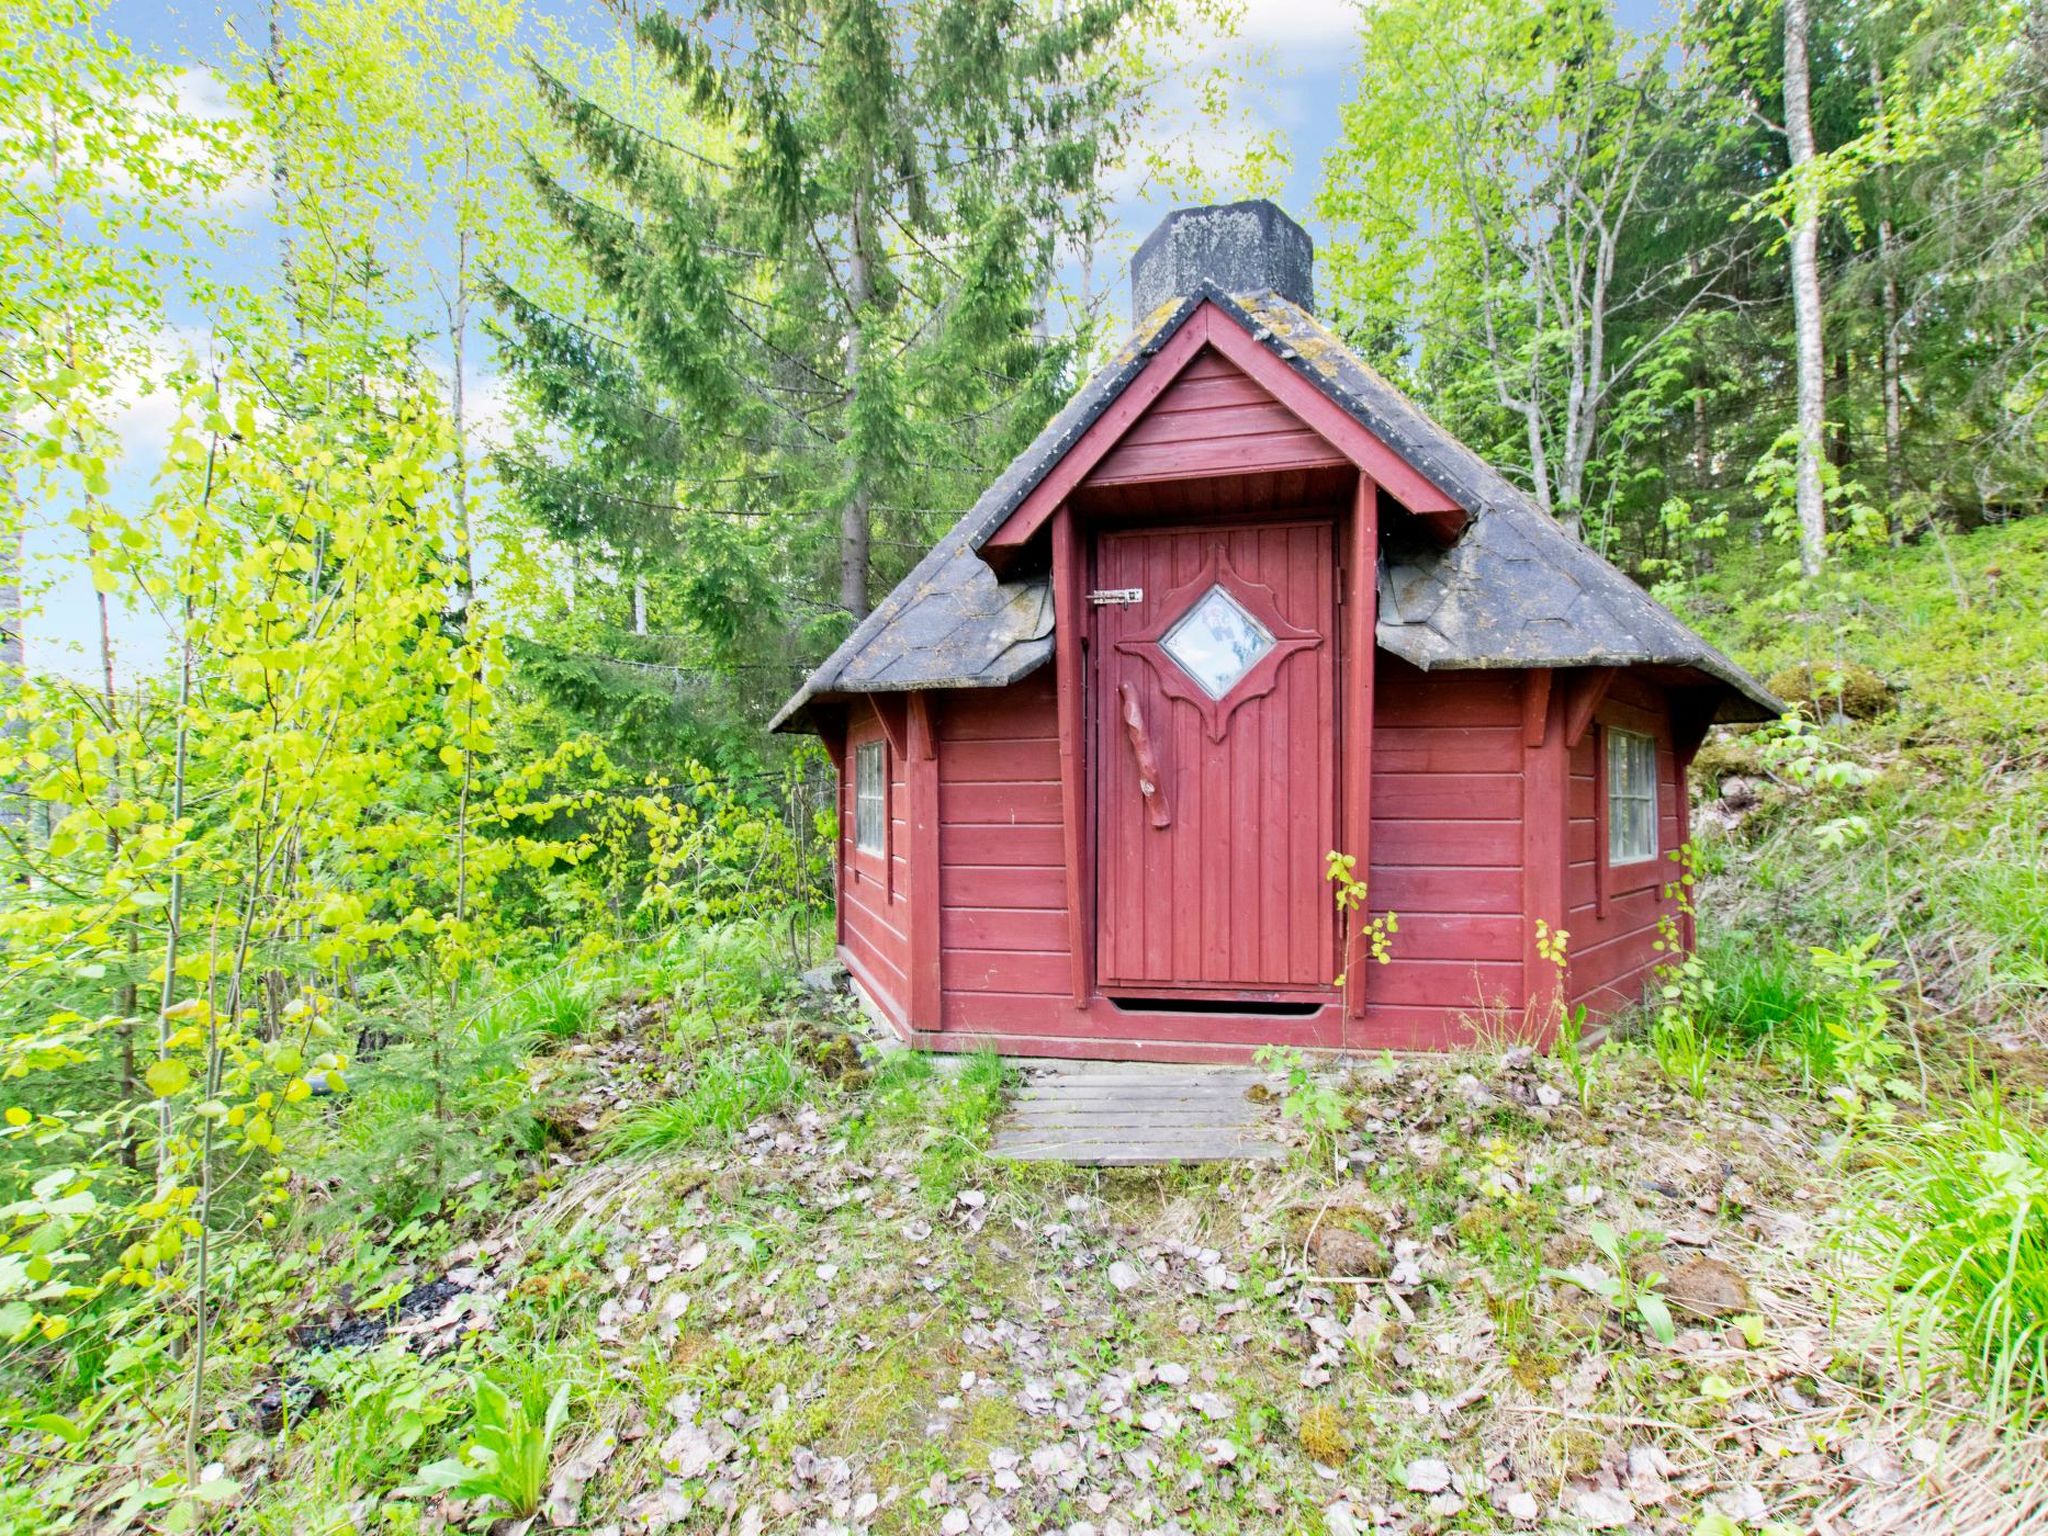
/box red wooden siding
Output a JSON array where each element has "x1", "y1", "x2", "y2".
[
  {"x1": 1363, "y1": 659, "x2": 1527, "y2": 1046},
  {"x1": 934, "y1": 672, "x2": 1072, "y2": 1024},
  {"x1": 838, "y1": 699, "x2": 914, "y2": 1028},
  {"x1": 1565, "y1": 672, "x2": 1684, "y2": 1019},
  {"x1": 1083, "y1": 349, "x2": 1348, "y2": 489}
]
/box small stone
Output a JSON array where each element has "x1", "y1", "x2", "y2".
[
  {"x1": 1107, "y1": 1261, "x2": 1141, "y2": 1293},
  {"x1": 1663, "y1": 1256, "x2": 1752, "y2": 1320}
]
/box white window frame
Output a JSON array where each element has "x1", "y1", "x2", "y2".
[
  {"x1": 853, "y1": 740, "x2": 886, "y2": 855},
  {"x1": 1606, "y1": 727, "x2": 1659, "y2": 865}
]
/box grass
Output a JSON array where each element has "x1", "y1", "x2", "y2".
[
  {"x1": 1862, "y1": 1086, "x2": 2048, "y2": 1426},
  {"x1": 600, "y1": 1040, "x2": 808, "y2": 1154}
]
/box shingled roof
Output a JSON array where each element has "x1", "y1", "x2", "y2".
[{"x1": 771, "y1": 283, "x2": 1780, "y2": 732}]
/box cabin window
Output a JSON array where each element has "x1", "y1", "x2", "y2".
[
  {"x1": 853, "y1": 740, "x2": 886, "y2": 854},
  {"x1": 1606, "y1": 728, "x2": 1658, "y2": 864},
  {"x1": 1161, "y1": 585, "x2": 1274, "y2": 699}
]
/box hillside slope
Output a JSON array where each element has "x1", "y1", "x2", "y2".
[{"x1": 1678, "y1": 517, "x2": 2046, "y2": 1052}]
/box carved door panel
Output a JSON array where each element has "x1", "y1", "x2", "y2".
[{"x1": 1092, "y1": 522, "x2": 1337, "y2": 995}]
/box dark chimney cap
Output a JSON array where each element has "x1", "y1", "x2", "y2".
[{"x1": 1132, "y1": 200, "x2": 1315, "y2": 319}]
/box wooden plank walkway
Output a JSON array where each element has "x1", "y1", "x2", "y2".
[{"x1": 989, "y1": 1060, "x2": 1287, "y2": 1165}]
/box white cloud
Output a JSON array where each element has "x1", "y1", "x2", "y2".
[
  {"x1": 159, "y1": 66, "x2": 265, "y2": 212},
  {"x1": 107, "y1": 326, "x2": 217, "y2": 465},
  {"x1": 459, "y1": 371, "x2": 518, "y2": 455},
  {"x1": 1241, "y1": 0, "x2": 1366, "y2": 57}
]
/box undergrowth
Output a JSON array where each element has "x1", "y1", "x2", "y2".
[{"x1": 1860, "y1": 1086, "x2": 2048, "y2": 1425}]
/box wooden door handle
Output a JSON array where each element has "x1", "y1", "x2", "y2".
[{"x1": 1117, "y1": 682, "x2": 1171, "y2": 830}]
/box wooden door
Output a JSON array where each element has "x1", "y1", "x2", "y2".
[{"x1": 1093, "y1": 521, "x2": 1337, "y2": 996}]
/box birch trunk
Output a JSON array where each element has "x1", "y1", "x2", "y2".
[
  {"x1": 839, "y1": 184, "x2": 874, "y2": 620},
  {"x1": 1784, "y1": 0, "x2": 1828, "y2": 576},
  {"x1": 1872, "y1": 62, "x2": 1904, "y2": 537}
]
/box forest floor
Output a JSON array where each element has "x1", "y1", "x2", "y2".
[{"x1": 214, "y1": 986, "x2": 2046, "y2": 1536}]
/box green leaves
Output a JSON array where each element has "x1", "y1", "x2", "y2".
[
  {"x1": 1544, "y1": 1222, "x2": 1679, "y2": 1346},
  {"x1": 401, "y1": 1375, "x2": 571, "y2": 1517}
]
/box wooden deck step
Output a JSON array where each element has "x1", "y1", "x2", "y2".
[{"x1": 990, "y1": 1061, "x2": 1287, "y2": 1165}]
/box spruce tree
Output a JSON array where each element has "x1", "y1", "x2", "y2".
[{"x1": 494, "y1": 0, "x2": 1135, "y2": 699}]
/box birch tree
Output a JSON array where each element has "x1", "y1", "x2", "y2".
[
  {"x1": 1782, "y1": 0, "x2": 1829, "y2": 574},
  {"x1": 1318, "y1": 0, "x2": 1730, "y2": 540}
]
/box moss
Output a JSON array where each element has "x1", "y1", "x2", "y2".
[
  {"x1": 1692, "y1": 731, "x2": 1766, "y2": 784},
  {"x1": 1766, "y1": 660, "x2": 1893, "y2": 721},
  {"x1": 1296, "y1": 1402, "x2": 1351, "y2": 1465},
  {"x1": 1552, "y1": 1425, "x2": 1607, "y2": 1474}
]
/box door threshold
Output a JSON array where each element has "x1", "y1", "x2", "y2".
[{"x1": 1104, "y1": 995, "x2": 1327, "y2": 1018}]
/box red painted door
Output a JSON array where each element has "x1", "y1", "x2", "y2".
[{"x1": 1093, "y1": 521, "x2": 1337, "y2": 995}]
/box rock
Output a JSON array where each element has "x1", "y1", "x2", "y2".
[
  {"x1": 1663, "y1": 1255, "x2": 1752, "y2": 1320},
  {"x1": 799, "y1": 962, "x2": 848, "y2": 998},
  {"x1": 1404, "y1": 1459, "x2": 1453, "y2": 1494},
  {"x1": 1310, "y1": 1225, "x2": 1389, "y2": 1278},
  {"x1": 1766, "y1": 661, "x2": 1892, "y2": 721},
  {"x1": 1106, "y1": 1261, "x2": 1142, "y2": 1294}
]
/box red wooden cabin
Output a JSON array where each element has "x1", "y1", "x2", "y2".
[{"x1": 773, "y1": 202, "x2": 1778, "y2": 1061}]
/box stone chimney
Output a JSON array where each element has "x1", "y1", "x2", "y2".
[{"x1": 1131, "y1": 200, "x2": 1315, "y2": 321}]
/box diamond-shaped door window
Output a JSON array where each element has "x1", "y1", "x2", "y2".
[{"x1": 1160, "y1": 585, "x2": 1275, "y2": 699}]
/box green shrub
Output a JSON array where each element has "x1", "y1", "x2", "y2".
[
  {"x1": 1696, "y1": 934, "x2": 1836, "y2": 1081},
  {"x1": 661, "y1": 920, "x2": 795, "y2": 1040},
  {"x1": 1862, "y1": 1089, "x2": 2048, "y2": 1425},
  {"x1": 521, "y1": 971, "x2": 602, "y2": 1039}
]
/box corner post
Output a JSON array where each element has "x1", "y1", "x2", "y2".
[
  {"x1": 1521, "y1": 668, "x2": 1567, "y2": 1044},
  {"x1": 1342, "y1": 475, "x2": 1379, "y2": 1030},
  {"x1": 906, "y1": 694, "x2": 941, "y2": 1031},
  {"x1": 1669, "y1": 691, "x2": 1718, "y2": 957},
  {"x1": 1051, "y1": 503, "x2": 1091, "y2": 1008}
]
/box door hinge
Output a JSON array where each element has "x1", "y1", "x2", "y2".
[{"x1": 1088, "y1": 587, "x2": 1143, "y2": 606}]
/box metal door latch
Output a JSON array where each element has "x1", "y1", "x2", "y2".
[{"x1": 1087, "y1": 588, "x2": 1143, "y2": 605}]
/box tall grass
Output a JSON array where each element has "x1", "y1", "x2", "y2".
[
  {"x1": 1862, "y1": 1088, "x2": 2048, "y2": 1425},
  {"x1": 1955, "y1": 813, "x2": 2048, "y2": 1017},
  {"x1": 1696, "y1": 933, "x2": 1838, "y2": 1083},
  {"x1": 601, "y1": 1042, "x2": 808, "y2": 1154}
]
